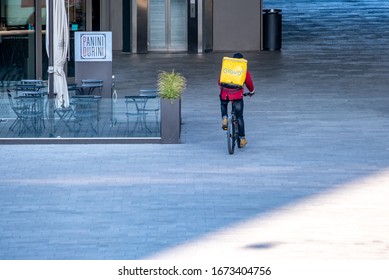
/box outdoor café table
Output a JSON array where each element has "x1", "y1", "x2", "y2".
[
  {"x1": 75, "y1": 79, "x2": 103, "y2": 95},
  {"x1": 124, "y1": 95, "x2": 153, "y2": 134},
  {"x1": 15, "y1": 81, "x2": 47, "y2": 96}
]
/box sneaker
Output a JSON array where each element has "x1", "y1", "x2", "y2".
[
  {"x1": 239, "y1": 137, "x2": 247, "y2": 148},
  {"x1": 221, "y1": 117, "x2": 228, "y2": 130}
]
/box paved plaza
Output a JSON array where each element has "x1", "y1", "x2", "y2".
[{"x1": 0, "y1": 0, "x2": 389, "y2": 260}]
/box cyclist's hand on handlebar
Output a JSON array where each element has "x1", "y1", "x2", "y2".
[{"x1": 243, "y1": 91, "x2": 255, "y2": 97}]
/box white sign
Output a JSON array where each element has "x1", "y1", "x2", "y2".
[{"x1": 75, "y1": 32, "x2": 112, "y2": 62}]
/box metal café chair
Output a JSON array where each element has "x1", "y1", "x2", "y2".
[
  {"x1": 53, "y1": 84, "x2": 79, "y2": 134},
  {"x1": 54, "y1": 105, "x2": 74, "y2": 134},
  {"x1": 7, "y1": 91, "x2": 26, "y2": 133},
  {"x1": 124, "y1": 95, "x2": 149, "y2": 135},
  {"x1": 8, "y1": 91, "x2": 45, "y2": 136},
  {"x1": 139, "y1": 89, "x2": 160, "y2": 132},
  {"x1": 16, "y1": 80, "x2": 47, "y2": 129},
  {"x1": 71, "y1": 95, "x2": 101, "y2": 136}
]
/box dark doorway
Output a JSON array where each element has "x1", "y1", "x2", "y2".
[{"x1": 92, "y1": 0, "x2": 100, "y2": 31}]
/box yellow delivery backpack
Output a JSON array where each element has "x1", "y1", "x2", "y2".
[{"x1": 220, "y1": 57, "x2": 248, "y2": 88}]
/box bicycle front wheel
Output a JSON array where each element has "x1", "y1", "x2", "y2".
[{"x1": 227, "y1": 116, "x2": 235, "y2": 154}]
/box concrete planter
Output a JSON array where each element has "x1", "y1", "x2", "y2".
[{"x1": 160, "y1": 98, "x2": 181, "y2": 144}]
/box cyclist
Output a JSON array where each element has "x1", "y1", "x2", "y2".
[{"x1": 218, "y1": 52, "x2": 255, "y2": 148}]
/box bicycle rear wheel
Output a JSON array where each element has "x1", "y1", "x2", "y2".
[{"x1": 227, "y1": 116, "x2": 235, "y2": 154}]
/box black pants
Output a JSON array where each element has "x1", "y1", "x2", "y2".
[{"x1": 220, "y1": 97, "x2": 245, "y2": 137}]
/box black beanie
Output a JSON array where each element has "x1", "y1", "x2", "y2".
[{"x1": 233, "y1": 52, "x2": 244, "y2": 59}]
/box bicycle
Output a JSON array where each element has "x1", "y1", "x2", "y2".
[{"x1": 226, "y1": 92, "x2": 251, "y2": 155}]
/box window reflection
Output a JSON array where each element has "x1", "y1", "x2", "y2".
[
  {"x1": 0, "y1": 0, "x2": 39, "y2": 82},
  {"x1": 67, "y1": 0, "x2": 86, "y2": 32},
  {"x1": 0, "y1": 0, "x2": 86, "y2": 82},
  {"x1": 6, "y1": 0, "x2": 45, "y2": 30},
  {"x1": 67, "y1": 0, "x2": 86, "y2": 78}
]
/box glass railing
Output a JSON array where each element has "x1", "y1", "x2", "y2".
[{"x1": 0, "y1": 84, "x2": 161, "y2": 139}]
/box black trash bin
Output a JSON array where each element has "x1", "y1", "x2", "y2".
[{"x1": 263, "y1": 9, "x2": 282, "y2": 51}]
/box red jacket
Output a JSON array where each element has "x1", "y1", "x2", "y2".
[{"x1": 219, "y1": 70, "x2": 255, "y2": 100}]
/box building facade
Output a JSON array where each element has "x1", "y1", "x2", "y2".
[{"x1": 0, "y1": 0, "x2": 263, "y2": 80}]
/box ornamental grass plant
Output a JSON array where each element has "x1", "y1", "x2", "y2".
[{"x1": 157, "y1": 70, "x2": 186, "y2": 103}]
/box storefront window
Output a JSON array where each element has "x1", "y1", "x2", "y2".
[
  {"x1": 68, "y1": 0, "x2": 86, "y2": 31},
  {"x1": 1, "y1": 1, "x2": 162, "y2": 141},
  {"x1": 0, "y1": 0, "x2": 41, "y2": 82}
]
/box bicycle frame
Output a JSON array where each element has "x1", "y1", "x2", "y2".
[
  {"x1": 225, "y1": 93, "x2": 250, "y2": 155},
  {"x1": 227, "y1": 100, "x2": 240, "y2": 155}
]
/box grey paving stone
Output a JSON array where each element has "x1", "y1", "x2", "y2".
[{"x1": 1, "y1": 0, "x2": 389, "y2": 260}]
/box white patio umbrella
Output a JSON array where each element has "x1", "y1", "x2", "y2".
[{"x1": 46, "y1": 0, "x2": 69, "y2": 108}]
